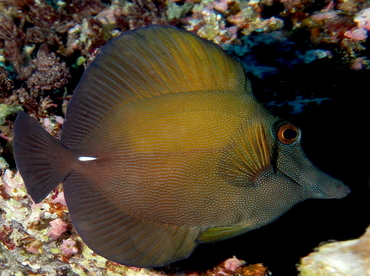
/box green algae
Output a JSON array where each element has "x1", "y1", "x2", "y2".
[{"x1": 0, "y1": 104, "x2": 22, "y2": 125}]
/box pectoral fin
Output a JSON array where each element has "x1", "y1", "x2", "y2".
[{"x1": 196, "y1": 223, "x2": 254, "y2": 243}]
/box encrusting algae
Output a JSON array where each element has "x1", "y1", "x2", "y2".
[
  {"x1": 13, "y1": 25, "x2": 350, "y2": 268},
  {"x1": 299, "y1": 226, "x2": 370, "y2": 276}
]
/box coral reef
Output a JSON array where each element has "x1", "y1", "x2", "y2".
[
  {"x1": 299, "y1": 225, "x2": 370, "y2": 276},
  {"x1": 0, "y1": 0, "x2": 169, "y2": 120},
  {"x1": 176, "y1": 0, "x2": 370, "y2": 63}
]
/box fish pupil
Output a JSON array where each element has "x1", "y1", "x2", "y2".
[{"x1": 283, "y1": 128, "x2": 297, "y2": 140}]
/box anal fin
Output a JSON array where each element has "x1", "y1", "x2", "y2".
[{"x1": 64, "y1": 171, "x2": 202, "y2": 267}]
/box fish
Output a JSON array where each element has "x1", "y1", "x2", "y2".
[{"x1": 13, "y1": 25, "x2": 350, "y2": 268}]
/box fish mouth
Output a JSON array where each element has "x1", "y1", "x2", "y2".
[{"x1": 320, "y1": 179, "x2": 351, "y2": 199}]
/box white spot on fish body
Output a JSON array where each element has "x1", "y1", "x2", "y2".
[{"x1": 78, "y1": 156, "x2": 97, "y2": 161}]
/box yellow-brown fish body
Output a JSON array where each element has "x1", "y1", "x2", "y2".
[{"x1": 13, "y1": 25, "x2": 350, "y2": 267}]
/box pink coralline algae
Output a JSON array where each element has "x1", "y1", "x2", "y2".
[
  {"x1": 1, "y1": 169, "x2": 25, "y2": 197},
  {"x1": 355, "y1": 7, "x2": 370, "y2": 31},
  {"x1": 344, "y1": 28, "x2": 368, "y2": 41},
  {"x1": 53, "y1": 191, "x2": 67, "y2": 206},
  {"x1": 343, "y1": 7, "x2": 370, "y2": 41},
  {"x1": 351, "y1": 57, "x2": 366, "y2": 70},
  {"x1": 224, "y1": 256, "x2": 245, "y2": 271},
  {"x1": 204, "y1": 257, "x2": 269, "y2": 276},
  {"x1": 61, "y1": 239, "x2": 79, "y2": 255},
  {"x1": 47, "y1": 218, "x2": 68, "y2": 240},
  {"x1": 214, "y1": 0, "x2": 230, "y2": 13}
]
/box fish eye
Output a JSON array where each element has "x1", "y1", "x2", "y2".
[{"x1": 277, "y1": 124, "x2": 300, "y2": 145}]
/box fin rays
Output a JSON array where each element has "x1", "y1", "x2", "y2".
[
  {"x1": 219, "y1": 107, "x2": 271, "y2": 185},
  {"x1": 127, "y1": 34, "x2": 181, "y2": 94},
  {"x1": 64, "y1": 171, "x2": 202, "y2": 267},
  {"x1": 13, "y1": 112, "x2": 74, "y2": 203}
]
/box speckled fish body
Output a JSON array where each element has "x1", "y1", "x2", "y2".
[{"x1": 13, "y1": 25, "x2": 350, "y2": 267}]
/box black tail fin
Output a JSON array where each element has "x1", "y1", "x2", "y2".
[{"x1": 13, "y1": 111, "x2": 74, "y2": 203}]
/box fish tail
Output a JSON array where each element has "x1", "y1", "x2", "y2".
[{"x1": 13, "y1": 111, "x2": 74, "y2": 203}]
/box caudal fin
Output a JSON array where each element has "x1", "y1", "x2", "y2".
[{"x1": 13, "y1": 111, "x2": 73, "y2": 203}]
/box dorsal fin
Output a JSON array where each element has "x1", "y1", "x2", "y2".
[{"x1": 61, "y1": 25, "x2": 246, "y2": 149}]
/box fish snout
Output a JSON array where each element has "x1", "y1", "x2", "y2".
[
  {"x1": 313, "y1": 177, "x2": 351, "y2": 199},
  {"x1": 331, "y1": 180, "x2": 351, "y2": 199}
]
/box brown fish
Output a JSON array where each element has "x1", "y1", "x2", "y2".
[{"x1": 13, "y1": 25, "x2": 350, "y2": 267}]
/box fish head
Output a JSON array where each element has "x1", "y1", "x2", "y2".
[{"x1": 254, "y1": 119, "x2": 350, "y2": 201}]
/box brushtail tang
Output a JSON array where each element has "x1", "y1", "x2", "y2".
[{"x1": 13, "y1": 25, "x2": 350, "y2": 267}]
